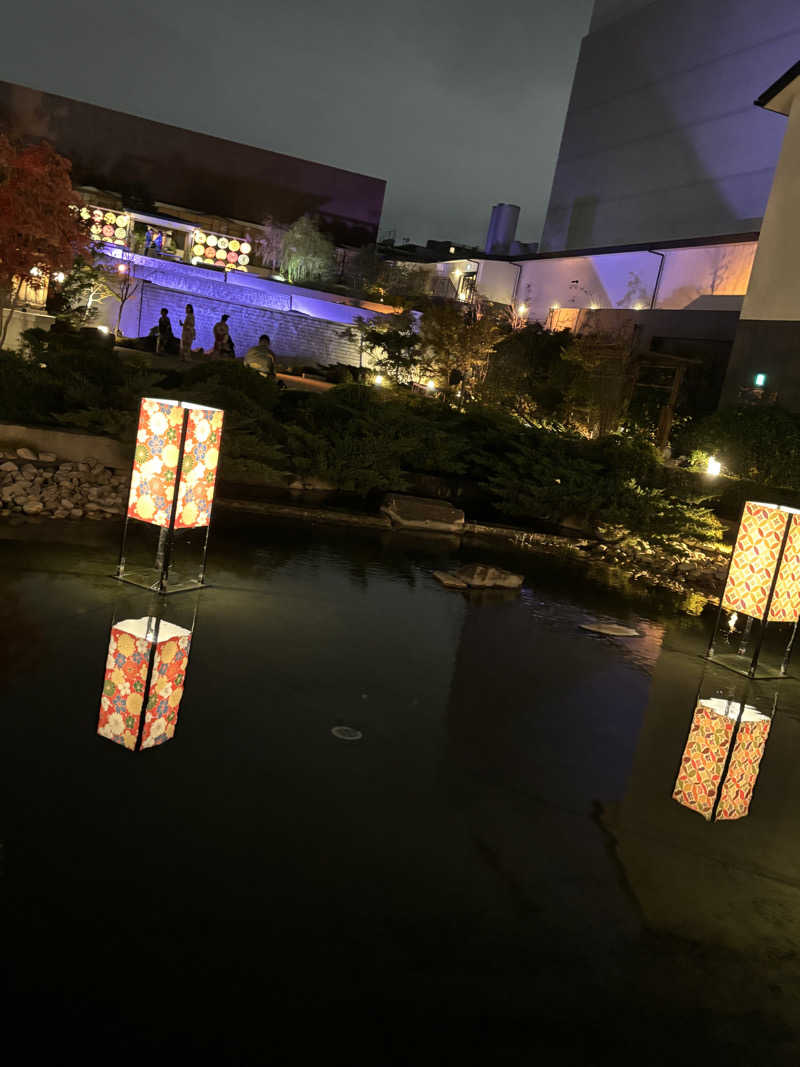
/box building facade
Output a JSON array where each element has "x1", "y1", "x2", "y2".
[
  {"x1": 0, "y1": 80, "x2": 386, "y2": 248},
  {"x1": 540, "y1": 0, "x2": 800, "y2": 252}
]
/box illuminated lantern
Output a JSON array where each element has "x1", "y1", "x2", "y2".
[
  {"x1": 215, "y1": 249, "x2": 226, "y2": 260},
  {"x1": 240, "y1": 242, "x2": 251, "y2": 254},
  {"x1": 707, "y1": 501, "x2": 800, "y2": 677},
  {"x1": 116, "y1": 214, "x2": 129, "y2": 227},
  {"x1": 117, "y1": 398, "x2": 224, "y2": 593},
  {"x1": 195, "y1": 231, "x2": 207, "y2": 245},
  {"x1": 92, "y1": 208, "x2": 104, "y2": 221},
  {"x1": 229, "y1": 239, "x2": 240, "y2": 252},
  {"x1": 673, "y1": 694, "x2": 772, "y2": 821},
  {"x1": 102, "y1": 224, "x2": 114, "y2": 238},
  {"x1": 192, "y1": 243, "x2": 205, "y2": 256},
  {"x1": 90, "y1": 224, "x2": 102, "y2": 236},
  {"x1": 104, "y1": 211, "x2": 116, "y2": 223},
  {"x1": 207, "y1": 234, "x2": 218, "y2": 246},
  {"x1": 238, "y1": 254, "x2": 249, "y2": 266},
  {"x1": 97, "y1": 615, "x2": 192, "y2": 751},
  {"x1": 227, "y1": 251, "x2": 237, "y2": 263},
  {"x1": 80, "y1": 206, "x2": 91, "y2": 220},
  {"x1": 218, "y1": 237, "x2": 229, "y2": 250},
  {"x1": 114, "y1": 226, "x2": 127, "y2": 239},
  {"x1": 204, "y1": 246, "x2": 215, "y2": 258}
]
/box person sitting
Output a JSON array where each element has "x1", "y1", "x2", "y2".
[{"x1": 243, "y1": 334, "x2": 278, "y2": 377}]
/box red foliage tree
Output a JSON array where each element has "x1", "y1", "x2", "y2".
[{"x1": 0, "y1": 133, "x2": 89, "y2": 346}]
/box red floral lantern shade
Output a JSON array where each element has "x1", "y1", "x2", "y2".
[
  {"x1": 127, "y1": 398, "x2": 224, "y2": 529},
  {"x1": 97, "y1": 617, "x2": 192, "y2": 751}
]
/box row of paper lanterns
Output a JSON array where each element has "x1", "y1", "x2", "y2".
[
  {"x1": 192, "y1": 230, "x2": 251, "y2": 266},
  {"x1": 81, "y1": 206, "x2": 131, "y2": 246}
]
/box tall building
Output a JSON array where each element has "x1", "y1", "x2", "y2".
[{"x1": 540, "y1": 0, "x2": 800, "y2": 252}]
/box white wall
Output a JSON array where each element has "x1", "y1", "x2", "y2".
[
  {"x1": 513, "y1": 239, "x2": 756, "y2": 322},
  {"x1": 740, "y1": 89, "x2": 800, "y2": 322},
  {"x1": 475, "y1": 261, "x2": 519, "y2": 305}
]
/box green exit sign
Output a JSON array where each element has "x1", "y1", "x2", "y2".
[{"x1": 755, "y1": 373, "x2": 767, "y2": 387}]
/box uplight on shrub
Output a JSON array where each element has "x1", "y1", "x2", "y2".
[
  {"x1": 374, "y1": 374, "x2": 384, "y2": 385},
  {"x1": 426, "y1": 379, "x2": 436, "y2": 391},
  {"x1": 706, "y1": 456, "x2": 721, "y2": 476}
]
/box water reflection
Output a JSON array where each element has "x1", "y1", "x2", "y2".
[
  {"x1": 672, "y1": 668, "x2": 775, "y2": 822},
  {"x1": 97, "y1": 595, "x2": 198, "y2": 751},
  {"x1": 607, "y1": 622, "x2": 800, "y2": 958}
]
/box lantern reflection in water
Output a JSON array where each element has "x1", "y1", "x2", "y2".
[
  {"x1": 97, "y1": 612, "x2": 194, "y2": 752},
  {"x1": 673, "y1": 668, "x2": 775, "y2": 821}
]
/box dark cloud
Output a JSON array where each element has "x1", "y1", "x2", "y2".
[{"x1": 0, "y1": 0, "x2": 592, "y2": 245}]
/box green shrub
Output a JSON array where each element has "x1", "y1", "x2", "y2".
[{"x1": 676, "y1": 406, "x2": 800, "y2": 487}]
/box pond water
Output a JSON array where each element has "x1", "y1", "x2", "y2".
[{"x1": 2, "y1": 514, "x2": 800, "y2": 1064}]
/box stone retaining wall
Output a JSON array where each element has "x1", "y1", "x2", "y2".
[
  {"x1": 131, "y1": 280, "x2": 368, "y2": 367},
  {"x1": 0, "y1": 448, "x2": 127, "y2": 520}
]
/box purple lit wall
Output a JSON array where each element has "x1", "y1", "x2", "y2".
[{"x1": 541, "y1": 0, "x2": 800, "y2": 250}]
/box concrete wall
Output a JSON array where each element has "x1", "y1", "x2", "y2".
[
  {"x1": 475, "y1": 261, "x2": 520, "y2": 305},
  {"x1": 0, "y1": 422, "x2": 130, "y2": 468},
  {"x1": 541, "y1": 0, "x2": 800, "y2": 251},
  {"x1": 1, "y1": 309, "x2": 54, "y2": 352}
]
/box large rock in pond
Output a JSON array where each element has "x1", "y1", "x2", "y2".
[
  {"x1": 381, "y1": 494, "x2": 465, "y2": 534},
  {"x1": 452, "y1": 563, "x2": 524, "y2": 589}
]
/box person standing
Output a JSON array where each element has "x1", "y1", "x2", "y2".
[
  {"x1": 153, "y1": 230, "x2": 163, "y2": 256},
  {"x1": 144, "y1": 226, "x2": 154, "y2": 255},
  {"x1": 180, "y1": 304, "x2": 196, "y2": 361},
  {"x1": 156, "y1": 307, "x2": 172, "y2": 354},
  {"x1": 243, "y1": 334, "x2": 277, "y2": 377},
  {"x1": 212, "y1": 313, "x2": 231, "y2": 358}
]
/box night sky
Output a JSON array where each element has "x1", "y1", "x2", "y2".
[{"x1": 0, "y1": 0, "x2": 592, "y2": 246}]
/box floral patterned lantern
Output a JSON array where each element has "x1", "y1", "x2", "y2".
[
  {"x1": 117, "y1": 398, "x2": 224, "y2": 593},
  {"x1": 707, "y1": 501, "x2": 800, "y2": 678},
  {"x1": 97, "y1": 615, "x2": 192, "y2": 751},
  {"x1": 673, "y1": 694, "x2": 773, "y2": 821}
]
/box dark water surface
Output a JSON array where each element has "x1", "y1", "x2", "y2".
[{"x1": 2, "y1": 514, "x2": 800, "y2": 1064}]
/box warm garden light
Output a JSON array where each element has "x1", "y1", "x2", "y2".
[
  {"x1": 97, "y1": 325, "x2": 110, "y2": 334},
  {"x1": 29, "y1": 266, "x2": 40, "y2": 276},
  {"x1": 117, "y1": 262, "x2": 128, "y2": 273},
  {"x1": 426, "y1": 379, "x2": 436, "y2": 391},
  {"x1": 97, "y1": 615, "x2": 192, "y2": 752},
  {"x1": 54, "y1": 272, "x2": 65, "y2": 283},
  {"x1": 518, "y1": 303, "x2": 527, "y2": 315},
  {"x1": 706, "y1": 456, "x2": 721, "y2": 476},
  {"x1": 374, "y1": 374, "x2": 384, "y2": 385},
  {"x1": 755, "y1": 373, "x2": 767, "y2": 387}
]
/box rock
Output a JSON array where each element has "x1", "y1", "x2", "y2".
[
  {"x1": 22, "y1": 501, "x2": 44, "y2": 514},
  {"x1": 60, "y1": 498, "x2": 74, "y2": 510},
  {"x1": 38, "y1": 451, "x2": 57, "y2": 463},
  {"x1": 85, "y1": 502, "x2": 100, "y2": 511},
  {"x1": 452, "y1": 563, "x2": 524, "y2": 589},
  {"x1": 433, "y1": 570, "x2": 469, "y2": 589},
  {"x1": 16, "y1": 447, "x2": 37, "y2": 461},
  {"x1": 69, "y1": 509, "x2": 84, "y2": 519},
  {"x1": 52, "y1": 509, "x2": 68, "y2": 518},
  {"x1": 77, "y1": 462, "x2": 89, "y2": 472},
  {"x1": 580, "y1": 622, "x2": 640, "y2": 637},
  {"x1": 21, "y1": 464, "x2": 37, "y2": 479},
  {"x1": 381, "y1": 494, "x2": 465, "y2": 534},
  {"x1": 0, "y1": 461, "x2": 17, "y2": 473}
]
